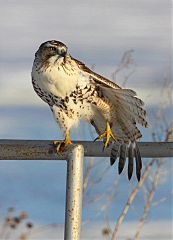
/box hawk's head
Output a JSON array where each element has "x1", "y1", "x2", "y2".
[{"x1": 36, "y1": 40, "x2": 68, "y2": 62}]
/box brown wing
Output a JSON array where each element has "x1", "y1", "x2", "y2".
[
  {"x1": 89, "y1": 84, "x2": 148, "y2": 182},
  {"x1": 73, "y1": 55, "x2": 148, "y2": 181}
]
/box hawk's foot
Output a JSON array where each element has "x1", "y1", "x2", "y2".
[
  {"x1": 53, "y1": 131, "x2": 72, "y2": 153},
  {"x1": 94, "y1": 122, "x2": 116, "y2": 149}
]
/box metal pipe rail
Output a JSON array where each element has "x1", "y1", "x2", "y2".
[
  {"x1": 65, "y1": 145, "x2": 84, "y2": 240},
  {"x1": 0, "y1": 140, "x2": 173, "y2": 160},
  {"x1": 0, "y1": 140, "x2": 173, "y2": 240}
]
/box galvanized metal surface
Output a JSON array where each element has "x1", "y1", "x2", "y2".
[
  {"x1": 0, "y1": 140, "x2": 173, "y2": 160},
  {"x1": 64, "y1": 145, "x2": 84, "y2": 240}
]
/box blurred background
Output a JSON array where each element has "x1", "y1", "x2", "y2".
[{"x1": 0, "y1": 0, "x2": 172, "y2": 239}]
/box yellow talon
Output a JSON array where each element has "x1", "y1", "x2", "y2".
[
  {"x1": 94, "y1": 122, "x2": 116, "y2": 149},
  {"x1": 53, "y1": 131, "x2": 72, "y2": 153}
]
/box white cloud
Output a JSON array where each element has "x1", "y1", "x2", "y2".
[{"x1": 0, "y1": 0, "x2": 171, "y2": 107}]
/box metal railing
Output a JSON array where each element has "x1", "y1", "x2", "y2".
[{"x1": 0, "y1": 140, "x2": 173, "y2": 239}]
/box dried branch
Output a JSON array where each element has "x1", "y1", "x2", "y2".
[
  {"x1": 111, "y1": 49, "x2": 135, "y2": 84},
  {"x1": 133, "y1": 159, "x2": 163, "y2": 240},
  {"x1": 133, "y1": 122, "x2": 173, "y2": 239},
  {"x1": 152, "y1": 191, "x2": 173, "y2": 207},
  {"x1": 111, "y1": 159, "x2": 156, "y2": 240}
]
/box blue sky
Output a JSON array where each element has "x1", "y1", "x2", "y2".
[{"x1": 0, "y1": 0, "x2": 172, "y2": 229}]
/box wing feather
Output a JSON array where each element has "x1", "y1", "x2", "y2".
[
  {"x1": 73, "y1": 55, "x2": 147, "y2": 181},
  {"x1": 100, "y1": 86, "x2": 148, "y2": 128}
]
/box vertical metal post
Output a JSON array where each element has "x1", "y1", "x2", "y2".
[{"x1": 64, "y1": 144, "x2": 84, "y2": 240}]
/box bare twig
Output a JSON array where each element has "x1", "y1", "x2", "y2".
[
  {"x1": 111, "y1": 159, "x2": 156, "y2": 240},
  {"x1": 111, "y1": 49, "x2": 135, "y2": 84},
  {"x1": 133, "y1": 159, "x2": 164, "y2": 240},
  {"x1": 152, "y1": 191, "x2": 173, "y2": 207},
  {"x1": 133, "y1": 123, "x2": 173, "y2": 239}
]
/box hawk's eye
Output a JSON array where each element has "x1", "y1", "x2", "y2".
[
  {"x1": 50, "y1": 47, "x2": 56, "y2": 51},
  {"x1": 60, "y1": 47, "x2": 67, "y2": 56}
]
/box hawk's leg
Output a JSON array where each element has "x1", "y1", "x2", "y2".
[
  {"x1": 53, "y1": 130, "x2": 72, "y2": 152},
  {"x1": 94, "y1": 121, "x2": 116, "y2": 149}
]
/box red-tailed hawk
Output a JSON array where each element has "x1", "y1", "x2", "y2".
[{"x1": 32, "y1": 40, "x2": 148, "y2": 181}]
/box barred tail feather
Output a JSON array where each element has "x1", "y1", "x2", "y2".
[
  {"x1": 128, "y1": 144, "x2": 134, "y2": 180},
  {"x1": 134, "y1": 142, "x2": 142, "y2": 181},
  {"x1": 110, "y1": 142, "x2": 121, "y2": 165},
  {"x1": 110, "y1": 141, "x2": 142, "y2": 181},
  {"x1": 118, "y1": 144, "x2": 127, "y2": 174}
]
